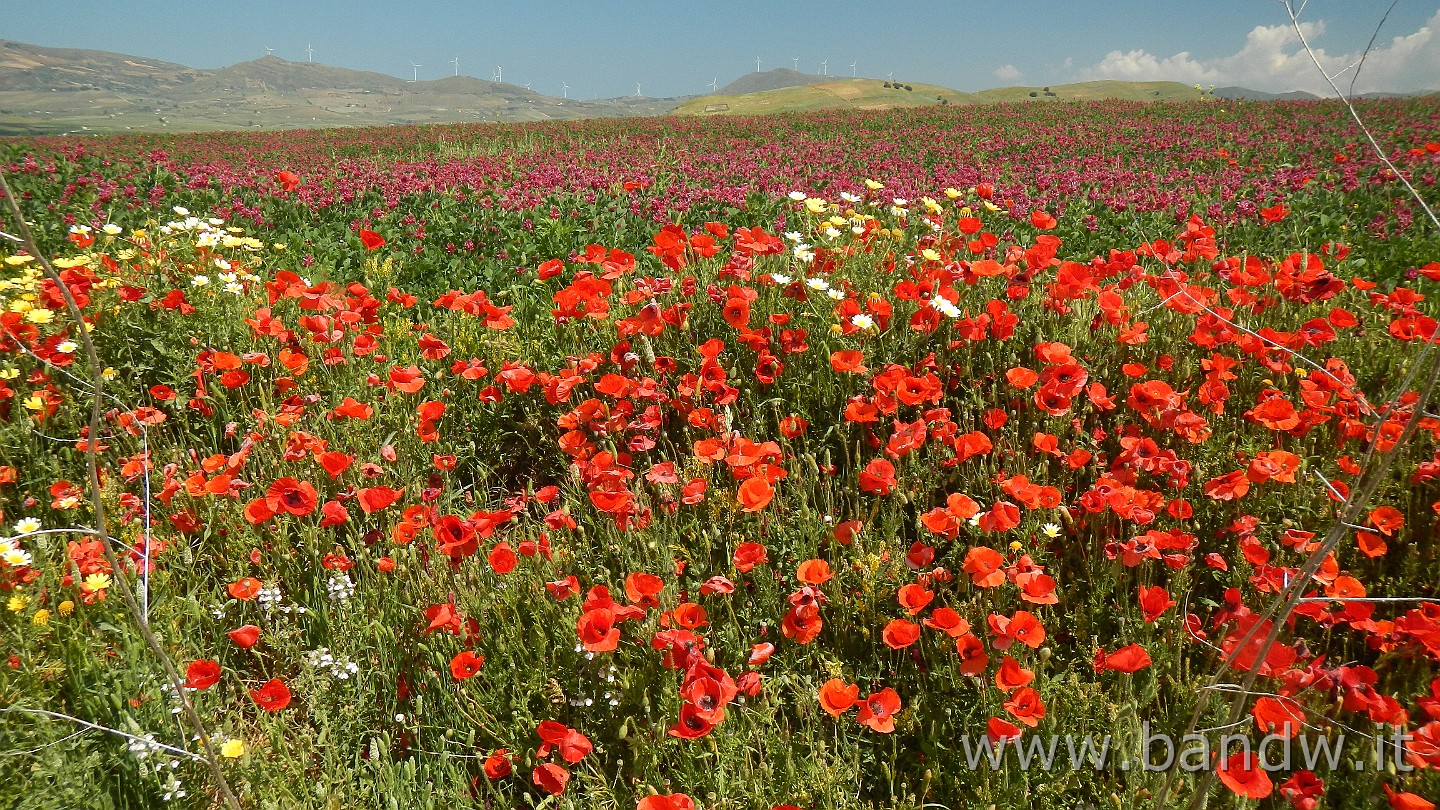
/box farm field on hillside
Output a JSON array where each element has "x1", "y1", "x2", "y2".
[{"x1": 2, "y1": 99, "x2": 1440, "y2": 809}]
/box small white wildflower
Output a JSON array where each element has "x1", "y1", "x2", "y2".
[
  {"x1": 191, "y1": 275, "x2": 210, "y2": 287},
  {"x1": 787, "y1": 191, "x2": 807, "y2": 201},
  {"x1": 826, "y1": 288, "x2": 845, "y2": 300},
  {"x1": 102, "y1": 223, "x2": 123, "y2": 236},
  {"x1": 172, "y1": 206, "x2": 190, "y2": 216},
  {"x1": 1042, "y1": 523, "x2": 1062, "y2": 539},
  {"x1": 805, "y1": 278, "x2": 829, "y2": 291},
  {"x1": 13, "y1": 517, "x2": 40, "y2": 535},
  {"x1": 56, "y1": 340, "x2": 78, "y2": 354},
  {"x1": 851, "y1": 313, "x2": 875, "y2": 331},
  {"x1": 783, "y1": 231, "x2": 803, "y2": 243},
  {"x1": 769, "y1": 273, "x2": 792, "y2": 285}
]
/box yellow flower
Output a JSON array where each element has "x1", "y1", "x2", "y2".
[
  {"x1": 22, "y1": 394, "x2": 45, "y2": 412},
  {"x1": 920, "y1": 248, "x2": 942, "y2": 262},
  {"x1": 7, "y1": 593, "x2": 29, "y2": 612},
  {"x1": 944, "y1": 188, "x2": 962, "y2": 199},
  {"x1": 101, "y1": 368, "x2": 117, "y2": 381},
  {"x1": 81, "y1": 573, "x2": 112, "y2": 593},
  {"x1": 57, "y1": 600, "x2": 75, "y2": 617},
  {"x1": 24, "y1": 308, "x2": 54, "y2": 324},
  {"x1": 1008, "y1": 540, "x2": 1023, "y2": 551},
  {"x1": 863, "y1": 178, "x2": 884, "y2": 190},
  {"x1": 32, "y1": 608, "x2": 50, "y2": 626},
  {"x1": 220, "y1": 739, "x2": 245, "y2": 758}
]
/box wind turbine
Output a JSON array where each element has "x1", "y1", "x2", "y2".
[
  {"x1": 264, "y1": 45, "x2": 274, "y2": 57},
  {"x1": 409, "y1": 61, "x2": 421, "y2": 82},
  {"x1": 562, "y1": 82, "x2": 569, "y2": 99},
  {"x1": 450, "y1": 57, "x2": 459, "y2": 76},
  {"x1": 523, "y1": 81, "x2": 532, "y2": 90},
  {"x1": 791, "y1": 56, "x2": 800, "y2": 71},
  {"x1": 850, "y1": 61, "x2": 857, "y2": 77},
  {"x1": 887, "y1": 71, "x2": 894, "y2": 82},
  {"x1": 707, "y1": 77, "x2": 718, "y2": 93},
  {"x1": 306, "y1": 44, "x2": 314, "y2": 63},
  {"x1": 493, "y1": 65, "x2": 502, "y2": 83},
  {"x1": 755, "y1": 56, "x2": 762, "y2": 72},
  {"x1": 635, "y1": 83, "x2": 643, "y2": 97},
  {"x1": 820, "y1": 59, "x2": 827, "y2": 76}
]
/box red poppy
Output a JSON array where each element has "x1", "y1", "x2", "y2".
[
  {"x1": 1138, "y1": 585, "x2": 1175, "y2": 623},
  {"x1": 532, "y1": 763, "x2": 570, "y2": 795},
  {"x1": 637, "y1": 794, "x2": 696, "y2": 810},
  {"x1": 1369, "y1": 505, "x2": 1404, "y2": 536},
  {"x1": 737, "y1": 476, "x2": 774, "y2": 512},
  {"x1": 830, "y1": 350, "x2": 868, "y2": 374},
  {"x1": 882, "y1": 619, "x2": 921, "y2": 650},
  {"x1": 450, "y1": 650, "x2": 484, "y2": 680},
  {"x1": 733, "y1": 541, "x2": 770, "y2": 573},
  {"x1": 359, "y1": 229, "x2": 386, "y2": 250},
  {"x1": 1005, "y1": 367, "x2": 1039, "y2": 389},
  {"x1": 796, "y1": 559, "x2": 832, "y2": 585},
  {"x1": 1016, "y1": 571, "x2": 1058, "y2": 605},
  {"x1": 987, "y1": 716, "x2": 1022, "y2": 744},
  {"x1": 265, "y1": 477, "x2": 318, "y2": 517},
  {"x1": 778, "y1": 415, "x2": 808, "y2": 438},
  {"x1": 856, "y1": 687, "x2": 901, "y2": 733},
  {"x1": 488, "y1": 542, "x2": 517, "y2": 574},
  {"x1": 228, "y1": 577, "x2": 263, "y2": 601},
  {"x1": 1384, "y1": 785, "x2": 1436, "y2": 810},
  {"x1": 356, "y1": 486, "x2": 404, "y2": 515},
  {"x1": 1217, "y1": 751, "x2": 1273, "y2": 799},
  {"x1": 858, "y1": 458, "x2": 897, "y2": 496},
  {"x1": 275, "y1": 170, "x2": 300, "y2": 191},
  {"x1": 819, "y1": 678, "x2": 858, "y2": 717},
  {"x1": 250, "y1": 678, "x2": 292, "y2": 712},
  {"x1": 184, "y1": 659, "x2": 221, "y2": 690},
  {"x1": 615, "y1": 573, "x2": 659, "y2": 609},
  {"x1": 482, "y1": 749, "x2": 512, "y2": 779},
  {"x1": 897, "y1": 583, "x2": 934, "y2": 615},
  {"x1": 923, "y1": 607, "x2": 969, "y2": 637},
  {"x1": 995, "y1": 655, "x2": 1034, "y2": 692},
  {"x1": 1103, "y1": 643, "x2": 1153, "y2": 673},
  {"x1": 227, "y1": 625, "x2": 261, "y2": 649},
  {"x1": 1252, "y1": 696, "x2": 1305, "y2": 738},
  {"x1": 1259, "y1": 204, "x2": 1290, "y2": 223},
  {"x1": 316, "y1": 451, "x2": 352, "y2": 479},
  {"x1": 577, "y1": 607, "x2": 620, "y2": 653},
  {"x1": 956, "y1": 632, "x2": 989, "y2": 676},
  {"x1": 1003, "y1": 686, "x2": 1045, "y2": 727},
  {"x1": 963, "y1": 547, "x2": 1007, "y2": 588}
]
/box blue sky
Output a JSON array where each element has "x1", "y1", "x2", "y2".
[{"x1": 7, "y1": 1, "x2": 1439, "y2": 98}]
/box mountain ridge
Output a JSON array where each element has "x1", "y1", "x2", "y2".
[{"x1": 2, "y1": 39, "x2": 1430, "y2": 136}]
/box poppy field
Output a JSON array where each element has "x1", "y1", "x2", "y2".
[{"x1": 2, "y1": 98, "x2": 1440, "y2": 809}]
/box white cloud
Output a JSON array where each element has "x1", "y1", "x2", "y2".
[
  {"x1": 1078, "y1": 11, "x2": 1440, "y2": 94},
  {"x1": 994, "y1": 63, "x2": 1022, "y2": 82}
]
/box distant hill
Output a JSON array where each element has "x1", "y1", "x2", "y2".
[
  {"x1": 3, "y1": 39, "x2": 1429, "y2": 136},
  {"x1": 0, "y1": 40, "x2": 683, "y2": 136},
  {"x1": 717, "y1": 68, "x2": 830, "y2": 95},
  {"x1": 1212, "y1": 86, "x2": 1320, "y2": 101},
  {"x1": 674, "y1": 78, "x2": 969, "y2": 116},
  {"x1": 0, "y1": 40, "x2": 200, "y2": 94},
  {"x1": 676, "y1": 79, "x2": 1212, "y2": 117}
]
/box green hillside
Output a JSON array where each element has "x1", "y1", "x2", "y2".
[
  {"x1": 672, "y1": 78, "x2": 970, "y2": 116},
  {"x1": 674, "y1": 79, "x2": 1209, "y2": 117}
]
